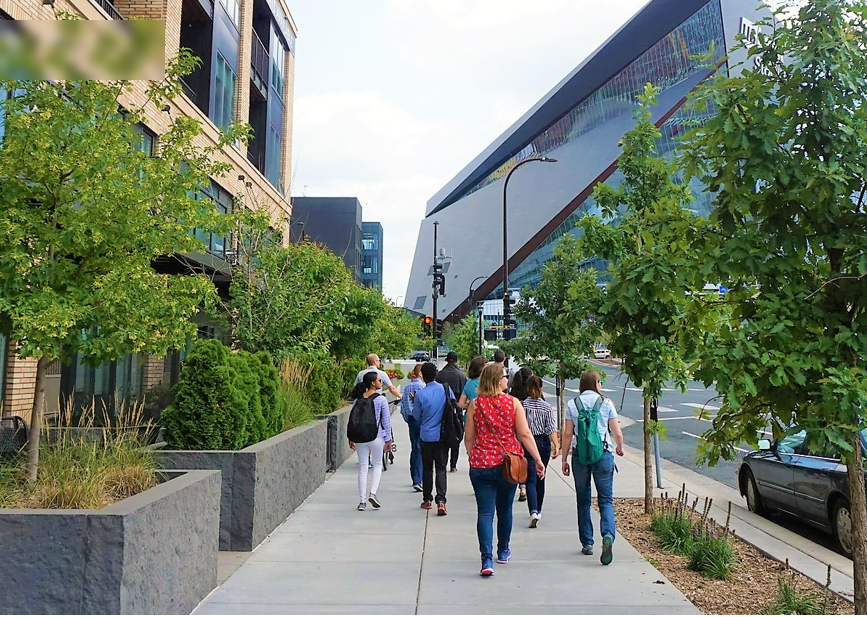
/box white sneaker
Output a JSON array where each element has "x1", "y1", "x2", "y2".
[{"x1": 529, "y1": 512, "x2": 540, "y2": 528}]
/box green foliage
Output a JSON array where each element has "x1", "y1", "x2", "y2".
[
  {"x1": 0, "y1": 57, "x2": 246, "y2": 365},
  {"x1": 276, "y1": 359, "x2": 318, "y2": 431},
  {"x1": 578, "y1": 84, "x2": 701, "y2": 401},
  {"x1": 0, "y1": 404, "x2": 157, "y2": 509},
  {"x1": 445, "y1": 313, "x2": 483, "y2": 366},
  {"x1": 161, "y1": 339, "x2": 282, "y2": 450},
  {"x1": 372, "y1": 304, "x2": 421, "y2": 361},
  {"x1": 687, "y1": 530, "x2": 737, "y2": 581},
  {"x1": 680, "y1": 0, "x2": 867, "y2": 465},
  {"x1": 765, "y1": 576, "x2": 827, "y2": 615},
  {"x1": 650, "y1": 509, "x2": 695, "y2": 556},
  {"x1": 338, "y1": 357, "x2": 367, "y2": 400},
  {"x1": 225, "y1": 214, "x2": 356, "y2": 363}
]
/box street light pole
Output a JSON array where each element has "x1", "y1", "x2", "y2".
[
  {"x1": 431, "y1": 221, "x2": 439, "y2": 362},
  {"x1": 468, "y1": 275, "x2": 486, "y2": 356},
  {"x1": 501, "y1": 156, "x2": 557, "y2": 367}
]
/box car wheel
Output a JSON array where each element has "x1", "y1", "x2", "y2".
[
  {"x1": 833, "y1": 498, "x2": 854, "y2": 559},
  {"x1": 744, "y1": 468, "x2": 764, "y2": 515}
]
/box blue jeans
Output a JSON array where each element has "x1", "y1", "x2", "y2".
[
  {"x1": 405, "y1": 415, "x2": 423, "y2": 486},
  {"x1": 525, "y1": 434, "x2": 551, "y2": 514},
  {"x1": 572, "y1": 451, "x2": 616, "y2": 547},
  {"x1": 469, "y1": 465, "x2": 518, "y2": 560}
]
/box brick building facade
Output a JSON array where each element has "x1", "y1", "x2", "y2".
[{"x1": 0, "y1": 0, "x2": 297, "y2": 420}]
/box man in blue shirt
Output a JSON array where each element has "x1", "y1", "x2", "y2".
[{"x1": 411, "y1": 362, "x2": 451, "y2": 515}]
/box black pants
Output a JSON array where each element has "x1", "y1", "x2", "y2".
[
  {"x1": 421, "y1": 440, "x2": 449, "y2": 504},
  {"x1": 525, "y1": 434, "x2": 552, "y2": 514},
  {"x1": 449, "y1": 415, "x2": 465, "y2": 469}
]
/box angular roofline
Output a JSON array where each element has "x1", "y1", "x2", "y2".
[{"x1": 426, "y1": 0, "x2": 713, "y2": 216}]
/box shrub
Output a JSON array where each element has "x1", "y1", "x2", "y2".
[
  {"x1": 386, "y1": 366, "x2": 405, "y2": 380},
  {"x1": 161, "y1": 339, "x2": 250, "y2": 450},
  {"x1": 687, "y1": 529, "x2": 737, "y2": 580},
  {"x1": 765, "y1": 576, "x2": 827, "y2": 615},
  {"x1": 339, "y1": 358, "x2": 366, "y2": 400}
]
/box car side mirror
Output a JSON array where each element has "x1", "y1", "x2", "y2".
[{"x1": 758, "y1": 439, "x2": 771, "y2": 451}]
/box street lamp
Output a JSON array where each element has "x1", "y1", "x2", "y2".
[
  {"x1": 291, "y1": 220, "x2": 306, "y2": 242},
  {"x1": 502, "y1": 156, "x2": 557, "y2": 362}
]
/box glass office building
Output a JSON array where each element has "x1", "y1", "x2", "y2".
[{"x1": 404, "y1": 0, "x2": 768, "y2": 322}]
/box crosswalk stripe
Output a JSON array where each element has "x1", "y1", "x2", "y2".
[{"x1": 682, "y1": 402, "x2": 721, "y2": 411}]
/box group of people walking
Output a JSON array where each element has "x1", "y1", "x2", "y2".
[{"x1": 348, "y1": 351, "x2": 624, "y2": 576}]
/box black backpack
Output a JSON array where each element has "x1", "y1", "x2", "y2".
[
  {"x1": 347, "y1": 394, "x2": 382, "y2": 443},
  {"x1": 439, "y1": 386, "x2": 464, "y2": 448}
]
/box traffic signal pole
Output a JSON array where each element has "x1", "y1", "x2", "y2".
[{"x1": 431, "y1": 221, "x2": 438, "y2": 363}]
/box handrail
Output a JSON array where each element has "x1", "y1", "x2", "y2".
[
  {"x1": 93, "y1": 0, "x2": 125, "y2": 20},
  {"x1": 250, "y1": 29, "x2": 269, "y2": 92}
]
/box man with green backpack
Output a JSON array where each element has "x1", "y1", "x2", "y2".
[{"x1": 560, "y1": 370, "x2": 624, "y2": 566}]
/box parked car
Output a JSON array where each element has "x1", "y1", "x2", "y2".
[
  {"x1": 594, "y1": 345, "x2": 611, "y2": 360},
  {"x1": 409, "y1": 350, "x2": 430, "y2": 362},
  {"x1": 738, "y1": 428, "x2": 867, "y2": 558}
]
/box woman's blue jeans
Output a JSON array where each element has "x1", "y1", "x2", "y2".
[
  {"x1": 405, "y1": 416, "x2": 423, "y2": 487},
  {"x1": 525, "y1": 434, "x2": 551, "y2": 514},
  {"x1": 572, "y1": 451, "x2": 616, "y2": 548},
  {"x1": 469, "y1": 465, "x2": 518, "y2": 560}
]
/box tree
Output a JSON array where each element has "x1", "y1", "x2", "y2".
[
  {"x1": 445, "y1": 313, "x2": 483, "y2": 366},
  {"x1": 0, "y1": 55, "x2": 247, "y2": 480},
  {"x1": 223, "y1": 211, "x2": 356, "y2": 363},
  {"x1": 681, "y1": 1, "x2": 867, "y2": 608},
  {"x1": 372, "y1": 303, "x2": 423, "y2": 361},
  {"x1": 504, "y1": 234, "x2": 602, "y2": 429},
  {"x1": 578, "y1": 84, "x2": 704, "y2": 513}
]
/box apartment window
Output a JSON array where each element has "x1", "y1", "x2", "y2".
[
  {"x1": 270, "y1": 31, "x2": 286, "y2": 100},
  {"x1": 132, "y1": 123, "x2": 155, "y2": 156},
  {"x1": 219, "y1": 0, "x2": 239, "y2": 26},
  {"x1": 264, "y1": 124, "x2": 283, "y2": 189},
  {"x1": 192, "y1": 181, "x2": 234, "y2": 258},
  {"x1": 214, "y1": 53, "x2": 237, "y2": 131}
]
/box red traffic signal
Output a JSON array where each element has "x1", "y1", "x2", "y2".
[{"x1": 422, "y1": 315, "x2": 433, "y2": 334}]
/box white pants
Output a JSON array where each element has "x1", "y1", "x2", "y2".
[{"x1": 356, "y1": 437, "x2": 385, "y2": 502}]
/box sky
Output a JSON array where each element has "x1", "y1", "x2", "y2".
[{"x1": 286, "y1": 0, "x2": 648, "y2": 302}]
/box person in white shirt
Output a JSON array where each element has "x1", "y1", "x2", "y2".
[
  {"x1": 560, "y1": 370, "x2": 624, "y2": 566},
  {"x1": 354, "y1": 353, "x2": 402, "y2": 399}
]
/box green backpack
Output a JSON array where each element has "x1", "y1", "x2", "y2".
[{"x1": 572, "y1": 395, "x2": 606, "y2": 465}]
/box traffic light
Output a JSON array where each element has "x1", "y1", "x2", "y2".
[
  {"x1": 431, "y1": 262, "x2": 446, "y2": 296},
  {"x1": 434, "y1": 318, "x2": 444, "y2": 339},
  {"x1": 422, "y1": 315, "x2": 433, "y2": 334}
]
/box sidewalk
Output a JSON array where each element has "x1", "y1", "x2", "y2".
[
  {"x1": 195, "y1": 415, "x2": 699, "y2": 615},
  {"x1": 611, "y1": 422, "x2": 855, "y2": 602}
]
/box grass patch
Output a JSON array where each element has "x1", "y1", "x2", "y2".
[
  {"x1": 766, "y1": 576, "x2": 828, "y2": 615},
  {"x1": 651, "y1": 501, "x2": 738, "y2": 580},
  {"x1": 279, "y1": 360, "x2": 318, "y2": 431},
  {"x1": 0, "y1": 402, "x2": 157, "y2": 510}
]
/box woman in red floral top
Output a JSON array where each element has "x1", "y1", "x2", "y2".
[{"x1": 464, "y1": 363, "x2": 545, "y2": 577}]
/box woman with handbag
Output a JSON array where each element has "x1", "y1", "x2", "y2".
[{"x1": 464, "y1": 363, "x2": 545, "y2": 577}]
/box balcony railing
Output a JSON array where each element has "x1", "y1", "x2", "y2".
[
  {"x1": 250, "y1": 29, "x2": 269, "y2": 99},
  {"x1": 94, "y1": 0, "x2": 125, "y2": 19}
]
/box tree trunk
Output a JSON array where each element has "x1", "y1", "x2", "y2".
[
  {"x1": 846, "y1": 434, "x2": 867, "y2": 614},
  {"x1": 643, "y1": 393, "x2": 653, "y2": 514},
  {"x1": 25, "y1": 356, "x2": 49, "y2": 483},
  {"x1": 557, "y1": 373, "x2": 566, "y2": 432}
]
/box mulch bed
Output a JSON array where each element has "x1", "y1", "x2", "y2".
[{"x1": 615, "y1": 498, "x2": 854, "y2": 615}]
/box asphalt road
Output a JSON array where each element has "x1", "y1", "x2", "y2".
[{"x1": 541, "y1": 360, "x2": 743, "y2": 489}]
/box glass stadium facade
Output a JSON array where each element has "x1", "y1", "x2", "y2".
[{"x1": 405, "y1": 0, "x2": 769, "y2": 322}]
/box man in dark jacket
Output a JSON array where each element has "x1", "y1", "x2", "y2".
[{"x1": 436, "y1": 351, "x2": 467, "y2": 472}]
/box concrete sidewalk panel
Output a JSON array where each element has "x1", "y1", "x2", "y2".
[
  {"x1": 197, "y1": 603, "x2": 416, "y2": 614},
  {"x1": 417, "y1": 604, "x2": 701, "y2": 615},
  {"x1": 249, "y1": 531, "x2": 425, "y2": 564},
  {"x1": 206, "y1": 561, "x2": 420, "y2": 606}
]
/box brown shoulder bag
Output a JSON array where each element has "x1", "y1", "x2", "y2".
[{"x1": 477, "y1": 398, "x2": 528, "y2": 484}]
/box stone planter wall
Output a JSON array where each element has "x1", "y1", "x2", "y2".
[
  {"x1": 319, "y1": 404, "x2": 353, "y2": 472},
  {"x1": 0, "y1": 470, "x2": 220, "y2": 615},
  {"x1": 160, "y1": 419, "x2": 329, "y2": 552}
]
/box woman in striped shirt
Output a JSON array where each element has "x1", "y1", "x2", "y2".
[{"x1": 522, "y1": 375, "x2": 559, "y2": 527}]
